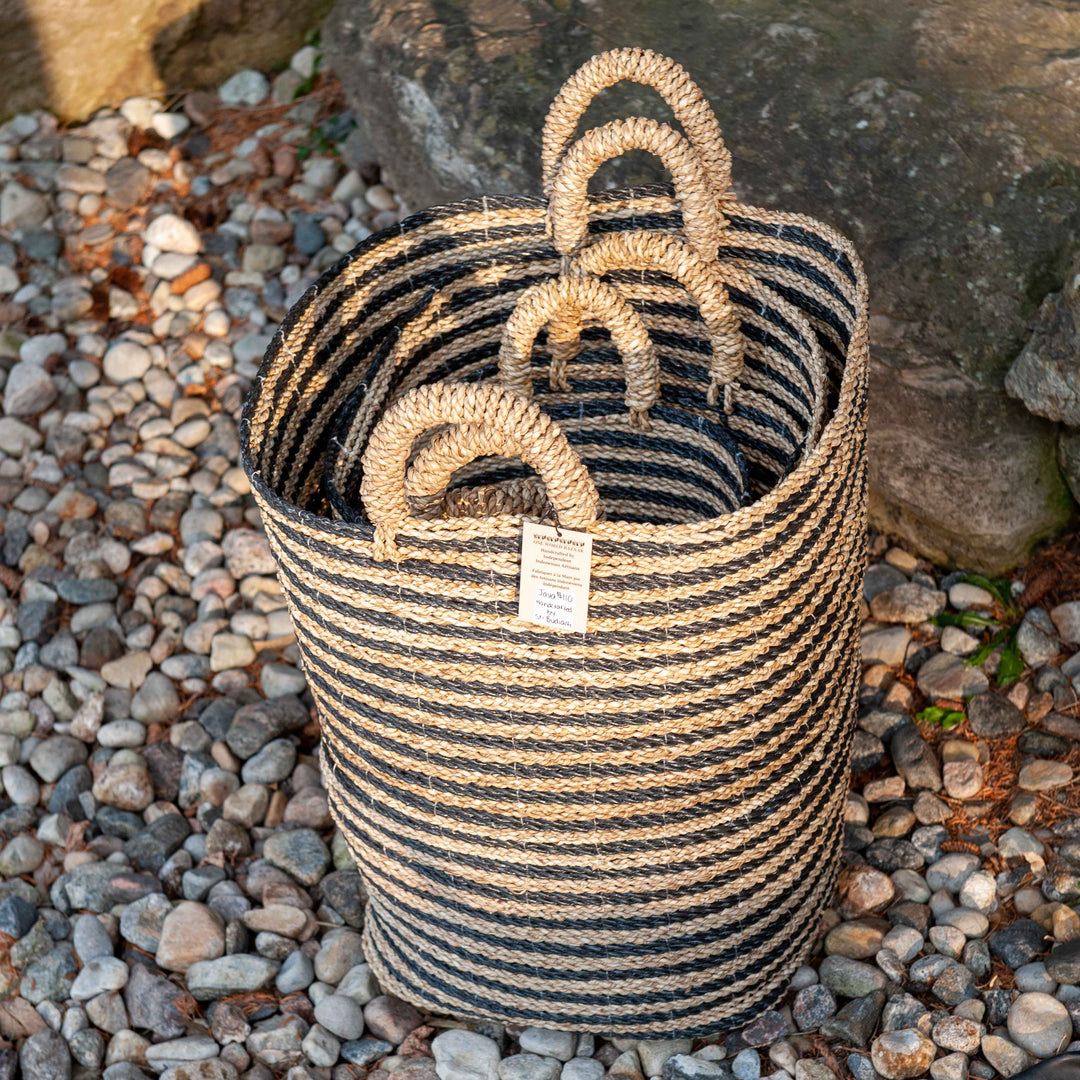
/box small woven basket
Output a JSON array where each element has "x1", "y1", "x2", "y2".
[{"x1": 243, "y1": 48, "x2": 869, "y2": 1037}]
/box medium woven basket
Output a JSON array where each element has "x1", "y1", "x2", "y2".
[{"x1": 242, "y1": 48, "x2": 869, "y2": 1037}]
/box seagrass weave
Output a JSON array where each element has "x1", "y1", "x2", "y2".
[{"x1": 242, "y1": 48, "x2": 869, "y2": 1037}]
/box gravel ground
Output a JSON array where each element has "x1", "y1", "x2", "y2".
[{"x1": 0, "y1": 48, "x2": 1079, "y2": 1080}]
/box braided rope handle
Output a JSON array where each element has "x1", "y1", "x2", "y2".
[
  {"x1": 443, "y1": 477, "x2": 550, "y2": 520},
  {"x1": 557, "y1": 229, "x2": 745, "y2": 404},
  {"x1": 548, "y1": 118, "x2": 722, "y2": 259},
  {"x1": 361, "y1": 383, "x2": 601, "y2": 561},
  {"x1": 541, "y1": 47, "x2": 732, "y2": 199},
  {"x1": 496, "y1": 274, "x2": 660, "y2": 427}
]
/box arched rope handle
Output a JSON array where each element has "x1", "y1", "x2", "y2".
[
  {"x1": 548, "y1": 118, "x2": 723, "y2": 259},
  {"x1": 405, "y1": 426, "x2": 555, "y2": 521},
  {"x1": 496, "y1": 274, "x2": 660, "y2": 427},
  {"x1": 561, "y1": 230, "x2": 745, "y2": 405},
  {"x1": 442, "y1": 476, "x2": 550, "y2": 520},
  {"x1": 361, "y1": 383, "x2": 601, "y2": 561},
  {"x1": 541, "y1": 47, "x2": 732, "y2": 199}
]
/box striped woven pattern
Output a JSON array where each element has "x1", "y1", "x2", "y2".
[{"x1": 242, "y1": 48, "x2": 869, "y2": 1037}]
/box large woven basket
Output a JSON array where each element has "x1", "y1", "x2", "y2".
[{"x1": 242, "y1": 49, "x2": 869, "y2": 1037}]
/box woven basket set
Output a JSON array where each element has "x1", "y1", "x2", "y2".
[{"x1": 242, "y1": 49, "x2": 869, "y2": 1037}]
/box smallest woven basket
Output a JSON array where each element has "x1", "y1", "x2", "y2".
[{"x1": 324, "y1": 218, "x2": 827, "y2": 530}]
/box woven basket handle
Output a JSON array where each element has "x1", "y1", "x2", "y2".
[
  {"x1": 442, "y1": 476, "x2": 550, "y2": 520},
  {"x1": 497, "y1": 274, "x2": 660, "y2": 426},
  {"x1": 548, "y1": 118, "x2": 722, "y2": 259},
  {"x1": 562, "y1": 230, "x2": 745, "y2": 404},
  {"x1": 361, "y1": 382, "x2": 601, "y2": 560},
  {"x1": 541, "y1": 47, "x2": 732, "y2": 198}
]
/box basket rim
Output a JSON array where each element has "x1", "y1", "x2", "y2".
[{"x1": 241, "y1": 187, "x2": 868, "y2": 550}]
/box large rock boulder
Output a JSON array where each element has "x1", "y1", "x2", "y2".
[
  {"x1": 0, "y1": 0, "x2": 332, "y2": 121},
  {"x1": 324, "y1": 0, "x2": 1080, "y2": 571}
]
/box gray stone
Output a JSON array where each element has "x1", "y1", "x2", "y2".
[
  {"x1": 793, "y1": 984, "x2": 837, "y2": 1032},
  {"x1": 145, "y1": 213, "x2": 201, "y2": 255},
  {"x1": 1018, "y1": 614, "x2": 1059, "y2": 667},
  {"x1": 316, "y1": 869, "x2": 367, "y2": 927},
  {"x1": 72, "y1": 912, "x2": 114, "y2": 963},
  {"x1": 262, "y1": 827, "x2": 331, "y2": 885},
  {"x1": 69, "y1": 1027, "x2": 106, "y2": 1070},
  {"x1": 932, "y1": 960, "x2": 977, "y2": 1005},
  {"x1": 1019, "y1": 759, "x2": 1074, "y2": 791},
  {"x1": 981, "y1": 1035, "x2": 1033, "y2": 1078},
  {"x1": 226, "y1": 696, "x2": 307, "y2": 758},
  {"x1": 184, "y1": 954, "x2": 279, "y2": 999},
  {"x1": 518, "y1": 1029, "x2": 576, "y2": 1062},
  {"x1": 341, "y1": 1037, "x2": 395, "y2": 1067},
  {"x1": 19, "y1": 1029, "x2": 70, "y2": 1080},
  {"x1": 85, "y1": 990, "x2": 129, "y2": 1034},
  {"x1": 4, "y1": 362, "x2": 56, "y2": 415},
  {"x1": 0, "y1": 894, "x2": 37, "y2": 939},
  {"x1": 0, "y1": 835, "x2": 43, "y2": 878},
  {"x1": 820, "y1": 992, "x2": 884, "y2": 1048},
  {"x1": 294, "y1": 217, "x2": 326, "y2": 255},
  {"x1": 31, "y1": 734, "x2": 88, "y2": 782},
  {"x1": 730, "y1": 1050, "x2": 759, "y2": 1080},
  {"x1": 144, "y1": 1035, "x2": 220, "y2": 1072},
  {"x1": 159, "y1": 1063, "x2": 237, "y2": 1080},
  {"x1": 1014, "y1": 962, "x2": 1057, "y2": 994},
  {"x1": 336, "y1": 962, "x2": 379, "y2": 1003},
  {"x1": 499, "y1": 1055, "x2": 562, "y2": 1080},
  {"x1": 303, "y1": 1024, "x2": 341, "y2": 1067},
  {"x1": 1002, "y1": 989, "x2": 1071, "y2": 1058},
  {"x1": 662, "y1": 1056, "x2": 722, "y2": 1080},
  {"x1": 818, "y1": 955, "x2": 888, "y2": 998},
  {"x1": 432, "y1": 1029, "x2": 502, "y2": 1080},
  {"x1": 991, "y1": 920, "x2": 1048, "y2": 969},
  {"x1": 864, "y1": 563, "x2": 908, "y2": 600},
  {"x1": 1052, "y1": 602, "x2": 1080, "y2": 645},
  {"x1": 968, "y1": 693, "x2": 1026, "y2": 737},
  {"x1": 563, "y1": 1060, "x2": 604, "y2": 1080},
  {"x1": 917, "y1": 653, "x2": 989, "y2": 699},
  {"x1": 1, "y1": 183, "x2": 48, "y2": 228},
  {"x1": 220, "y1": 70, "x2": 271, "y2": 106},
  {"x1": 890, "y1": 724, "x2": 942, "y2": 791},
  {"x1": 124, "y1": 961, "x2": 188, "y2": 1039},
  {"x1": 126, "y1": 814, "x2": 191, "y2": 873},
  {"x1": 634, "y1": 1042, "x2": 694, "y2": 1079},
  {"x1": 315, "y1": 994, "x2": 365, "y2": 1040},
  {"x1": 1046, "y1": 940, "x2": 1080, "y2": 984},
  {"x1": 240, "y1": 737, "x2": 297, "y2": 783},
  {"x1": 70, "y1": 955, "x2": 129, "y2": 1000},
  {"x1": 861, "y1": 627, "x2": 912, "y2": 667},
  {"x1": 870, "y1": 583, "x2": 946, "y2": 624},
  {"x1": 275, "y1": 949, "x2": 315, "y2": 994},
  {"x1": 926, "y1": 853, "x2": 979, "y2": 892},
  {"x1": 130, "y1": 671, "x2": 181, "y2": 723},
  {"x1": 104, "y1": 157, "x2": 152, "y2": 209},
  {"x1": 20, "y1": 941, "x2": 78, "y2": 1003},
  {"x1": 103, "y1": 341, "x2": 151, "y2": 383}
]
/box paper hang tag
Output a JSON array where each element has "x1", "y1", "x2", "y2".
[{"x1": 518, "y1": 521, "x2": 593, "y2": 633}]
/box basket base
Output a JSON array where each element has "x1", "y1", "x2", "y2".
[{"x1": 359, "y1": 898, "x2": 819, "y2": 1039}]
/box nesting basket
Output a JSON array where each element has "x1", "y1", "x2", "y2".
[{"x1": 242, "y1": 48, "x2": 868, "y2": 1037}]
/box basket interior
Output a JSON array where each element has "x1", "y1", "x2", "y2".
[{"x1": 248, "y1": 188, "x2": 862, "y2": 529}]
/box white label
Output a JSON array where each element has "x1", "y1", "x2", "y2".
[{"x1": 518, "y1": 521, "x2": 592, "y2": 633}]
